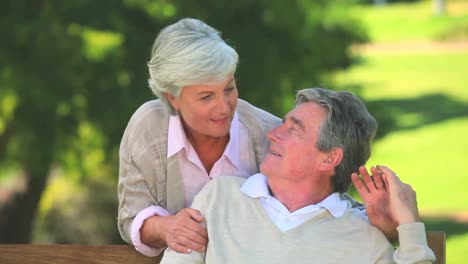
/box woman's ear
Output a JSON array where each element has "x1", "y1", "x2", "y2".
[
  {"x1": 164, "y1": 92, "x2": 179, "y2": 111},
  {"x1": 320, "y1": 147, "x2": 343, "y2": 171}
]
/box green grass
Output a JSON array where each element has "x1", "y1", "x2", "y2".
[
  {"x1": 447, "y1": 234, "x2": 468, "y2": 263},
  {"x1": 337, "y1": 1, "x2": 468, "y2": 262},
  {"x1": 351, "y1": 0, "x2": 468, "y2": 42},
  {"x1": 334, "y1": 48, "x2": 468, "y2": 215},
  {"x1": 336, "y1": 52, "x2": 468, "y2": 101},
  {"x1": 368, "y1": 117, "x2": 468, "y2": 213}
]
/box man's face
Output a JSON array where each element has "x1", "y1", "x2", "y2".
[{"x1": 260, "y1": 102, "x2": 327, "y2": 182}]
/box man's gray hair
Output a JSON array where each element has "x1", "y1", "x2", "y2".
[
  {"x1": 147, "y1": 18, "x2": 239, "y2": 114},
  {"x1": 295, "y1": 88, "x2": 378, "y2": 193}
]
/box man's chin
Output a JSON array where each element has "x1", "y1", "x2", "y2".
[{"x1": 259, "y1": 161, "x2": 273, "y2": 176}]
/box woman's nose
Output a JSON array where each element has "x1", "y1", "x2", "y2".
[{"x1": 216, "y1": 96, "x2": 230, "y2": 113}]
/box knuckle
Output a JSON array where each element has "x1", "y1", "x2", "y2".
[
  {"x1": 194, "y1": 224, "x2": 204, "y2": 232},
  {"x1": 176, "y1": 235, "x2": 188, "y2": 244},
  {"x1": 168, "y1": 241, "x2": 179, "y2": 250}
]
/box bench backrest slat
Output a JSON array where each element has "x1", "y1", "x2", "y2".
[
  {"x1": 0, "y1": 231, "x2": 445, "y2": 264},
  {"x1": 0, "y1": 244, "x2": 159, "y2": 264}
]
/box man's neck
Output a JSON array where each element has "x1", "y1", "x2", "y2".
[{"x1": 267, "y1": 178, "x2": 332, "y2": 213}]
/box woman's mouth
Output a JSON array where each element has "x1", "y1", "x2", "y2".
[{"x1": 211, "y1": 117, "x2": 228, "y2": 125}]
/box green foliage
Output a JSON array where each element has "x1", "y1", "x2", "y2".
[
  {"x1": 34, "y1": 169, "x2": 122, "y2": 244},
  {"x1": 0, "y1": 0, "x2": 366, "y2": 172},
  {"x1": 170, "y1": 0, "x2": 368, "y2": 116},
  {"x1": 0, "y1": 0, "x2": 366, "y2": 243}
]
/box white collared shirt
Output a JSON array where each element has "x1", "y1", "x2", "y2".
[
  {"x1": 131, "y1": 111, "x2": 256, "y2": 256},
  {"x1": 241, "y1": 173, "x2": 349, "y2": 232}
]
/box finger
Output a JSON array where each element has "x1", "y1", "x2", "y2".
[
  {"x1": 173, "y1": 229, "x2": 208, "y2": 252},
  {"x1": 381, "y1": 172, "x2": 389, "y2": 192},
  {"x1": 184, "y1": 221, "x2": 208, "y2": 241},
  {"x1": 370, "y1": 166, "x2": 386, "y2": 191},
  {"x1": 376, "y1": 165, "x2": 398, "y2": 189},
  {"x1": 351, "y1": 172, "x2": 369, "y2": 196},
  {"x1": 167, "y1": 240, "x2": 193, "y2": 254},
  {"x1": 376, "y1": 165, "x2": 396, "y2": 178},
  {"x1": 185, "y1": 208, "x2": 205, "y2": 223},
  {"x1": 359, "y1": 166, "x2": 377, "y2": 191},
  {"x1": 177, "y1": 211, "x2": 208, "y2": 240}
]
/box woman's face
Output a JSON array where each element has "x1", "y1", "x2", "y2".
[{"x1": 166, "y1": 76, "x2": 238, "y2": 140}]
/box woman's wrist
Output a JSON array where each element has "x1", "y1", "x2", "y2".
[{"x1": 141, "y1": 215, "x2": 169, "y2": 248}]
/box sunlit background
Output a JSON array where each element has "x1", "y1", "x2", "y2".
[{"x1": 0, "y1": 0, "x2": 467, "y2": 263}]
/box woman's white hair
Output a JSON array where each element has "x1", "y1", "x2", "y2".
[{"x1": 147, "y1": 18, "x2": 239, "y2": 114}]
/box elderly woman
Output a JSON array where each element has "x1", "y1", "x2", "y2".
[
  {"x1": 118, "y1": 18, "x2": 281, "y2": 257},
  {"x1": 118, "y1": 17, "x2": 398, "y2": 258}
]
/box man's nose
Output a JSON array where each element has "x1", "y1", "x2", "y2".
[{"x1": 267, "y1": 126, "x2": 283, "y2": 142}]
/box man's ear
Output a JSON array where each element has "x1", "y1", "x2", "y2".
[
  {"x1": 164, "y1": 92, "x2": 179, "y2": 111},
  {"x1": 320, "y1": 147, "x2": 343, "y2": 171}
]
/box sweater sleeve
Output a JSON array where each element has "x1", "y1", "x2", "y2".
[
  {"x1": 160, "y1": 248, "x2": 205, "y2": 264},
  {"x1": 118, "y1": 101, "x2": 168, "y2": 245},
  {"x1": 373, "y1": 222, "x2": 435, "y2": 264},
  {"x1": 393, "y1": 223, "x2": 436, "y2": 264}
]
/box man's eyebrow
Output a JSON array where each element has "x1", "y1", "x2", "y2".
[{"x1": 290, "y1": 116, "x2": 305, "y2": 131}]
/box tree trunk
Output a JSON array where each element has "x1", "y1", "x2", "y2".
[
  {"x1": 433, "y1": 0, "x2": 446, "y2": 16},
  {"x1": 0, "y1": 166, "x2": 49, "y2": 243},
  {"x1": 374, "y1": 0, "x2": 386, "y2": 5}
]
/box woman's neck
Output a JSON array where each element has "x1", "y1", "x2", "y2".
[{"x1": 185, "y1": 130, "x2": 230, "y2": 174}]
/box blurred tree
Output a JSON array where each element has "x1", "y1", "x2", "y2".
[
  {"x1": 0, "y1": 0, "x2": 158, "y2": 243},
  {"x1": 0, "y1": 0, "x2": 366, "y2": 243},
  {"x1": 353, "y1": 0, "x2": 419, "y2": 3},
  {"x1": 433, "y1": 0, "x2": 446, "y2": 16}
]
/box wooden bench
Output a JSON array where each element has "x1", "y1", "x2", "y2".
[{"x1": 0, "y1": 231, "x2": 445, "y2": 264}]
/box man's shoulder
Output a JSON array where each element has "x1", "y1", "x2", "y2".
[
  {"x1": 194, "y1": 176, "x2": 248, "y2": 209},
  {"x1": 340, "y1": 208, "x2": 388, "y2": 238},
  {"x1": 208, "y1": 176, "x2": 248, "y2": 190},
  {"x1": 199, "y1": 176, "x2": 247, "y2": 199}
]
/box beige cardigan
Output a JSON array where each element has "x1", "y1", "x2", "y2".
[{"x1": 117, "y1": 99, "x2": 281, "y2": 243}]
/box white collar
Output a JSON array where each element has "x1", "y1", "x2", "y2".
[{"x1": 241, "y1": 173, "x2": 349, "y2": 217}]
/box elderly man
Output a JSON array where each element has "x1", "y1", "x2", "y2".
[{"x1": 160, "y1": 88, "x2": 435, "y2": 264}]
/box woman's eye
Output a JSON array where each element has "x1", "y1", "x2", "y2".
[
  {"x1": 225, "y1": 87, "x2": 235, "y2": 94},
  {"x1": 200, "y1": 94, "x2": 212, "y2": 101}
]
